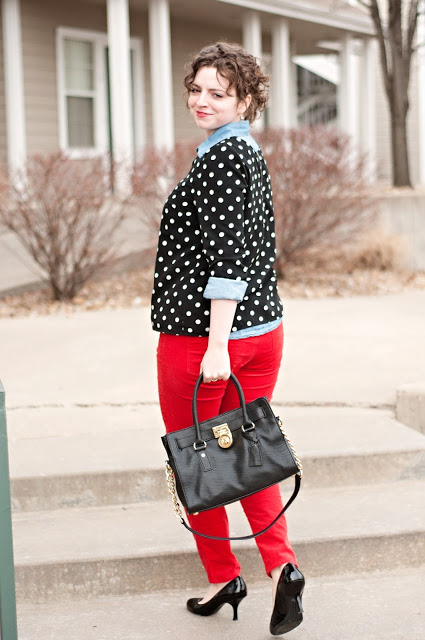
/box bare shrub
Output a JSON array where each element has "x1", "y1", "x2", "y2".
[
  {"x1": 0, "y1": 152, "x2": 128, "y2": 300},
  {"x1": 132, "y1": 129, "x2": 378, "y2": 279},
  {"x1": 257, "y1": 127, "x2": 378, "y2": 277},
  {"x1": 131, "y1": 148, "x2": 170, "y2": 259},
  {"x1": 131, "y1": 140, "x2": 198, "y2": 261}
]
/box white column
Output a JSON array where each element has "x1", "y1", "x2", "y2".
[
  {"x1": 361, "y1": 37, "x2": 377, "y2": 181},
  {"x1": 1, "y1": 0, "x2": 26, "y2": 177},
  {"x1": 149, "y1": 0, "x2": 174, "y2": 150},
  {"x1": 270, "y1": 18, "x2": 292, "y2": 129},
  {"x1": 107, "y1": 0, "x2": 133, "y2": 195},
  {"x1": 242, "y1": 10, "x2": 263, "y2": 130},
  {"x1": 242, "y1": 10, "x2": 262, "y2": 59},
  {"x1": 290, "y1": 41, "x2": 298, "y2": 127},
  {"x1": 338, "y1": 34, "x2": 360, "y2": 145},
  {"x1": 418, "y1": 6, "x2": 425, "y2": 185}
]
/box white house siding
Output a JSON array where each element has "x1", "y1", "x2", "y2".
[{"x1": 0, "y1": 8, "x2": 7, "y2": 164}]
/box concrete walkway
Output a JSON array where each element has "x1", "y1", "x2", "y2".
[
  {"x1": 17, "y1": 568, "x2": 425, "y2": 640},
  {"x1": 1, "y1": 290, "x2": 425, "y2": 411}
]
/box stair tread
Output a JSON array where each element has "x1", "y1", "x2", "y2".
[
  {"x1": 9, "y1": 405, "x2": 425, "y2": 479},
  {"x1": 16, "y1": 568, "x2": 425, "y2": 640},
  {"x1": 12, "y1": 479, "x2": 425, "y2": 565}
]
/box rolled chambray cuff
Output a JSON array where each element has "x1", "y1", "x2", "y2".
[{"x1": 203, "y1": 276, "x2": 248, "y2": 302}]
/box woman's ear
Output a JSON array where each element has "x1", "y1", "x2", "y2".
[{"x1": 238, "y1": 94, "x2": 252, "y2": 117}]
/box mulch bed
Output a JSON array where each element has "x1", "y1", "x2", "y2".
[{"x1": 1, "y1": 266, "x2": 424, "y2": 319}]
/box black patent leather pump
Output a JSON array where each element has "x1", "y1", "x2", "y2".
[
  {"x1": 186, "y1": 575, "x2": 247, "y2": 621},
  {"x1": 270, "y1": 563, "x2": 304, "y2": 635}
]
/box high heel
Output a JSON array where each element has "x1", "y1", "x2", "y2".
[
  {"x1": 230, "y1": 596, "x2": 245, "y2": 621},
  {"x1": 186, "y1": 575, "x2": 247, "y2": 620},
  {"x1": 270, "y1": 563, "x2": 304, "y2": 635}
]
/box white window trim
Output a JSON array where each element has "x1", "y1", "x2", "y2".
[{"x1": 56, "y1": 26, "x2": 145, "y2": 159}]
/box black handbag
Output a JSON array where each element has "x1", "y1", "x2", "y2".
[{"x1": 162, "y1": 373, "x2": 302, "y2": 541}]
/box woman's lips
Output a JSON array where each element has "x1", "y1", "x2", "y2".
[{"x1": 196, "y1": 111, "x2": 211, "y2": 118}]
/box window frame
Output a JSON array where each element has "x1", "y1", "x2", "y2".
[{"x1": 56, "y1": 26, "x2": 145, "y2": 159}]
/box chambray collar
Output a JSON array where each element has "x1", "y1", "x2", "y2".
[{"x1": 196, "y1": 120, "x2": 259, "y2": 158}]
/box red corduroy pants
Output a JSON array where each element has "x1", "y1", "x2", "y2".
[{"x1": 157, "y1": 323, "x2": 297, "y2": 583}]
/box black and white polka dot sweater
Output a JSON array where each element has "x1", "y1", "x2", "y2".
[{"x1": 151, "y1": 126, "x2": 283, "y2": 337}]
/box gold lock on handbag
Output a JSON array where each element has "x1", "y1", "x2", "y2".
[{"x1": 212, "y1": 423, "x2": 233, "y2": 448}]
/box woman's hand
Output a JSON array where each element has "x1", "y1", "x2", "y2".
[{"x1": 200, "y1": 344, "x2": 231, "y2": 382}]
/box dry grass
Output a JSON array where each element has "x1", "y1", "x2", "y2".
[
  {"x1": 346, "y1": 229, "x2": 409, "y2": 272},
  {"x1": 296, "y1": 227, "x2": 410, "y2": 273}
]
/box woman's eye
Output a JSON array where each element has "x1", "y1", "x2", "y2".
[
  {"x1": 214, "y1": 94, "x2": 223, "y2": 98},
  {"x1": 190, "y1": 88, "x2": 199, "y2": 93}
]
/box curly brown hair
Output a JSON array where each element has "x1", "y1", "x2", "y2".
[{"x1": 183, "y1": 42, "x2": 269, "y2": 123}]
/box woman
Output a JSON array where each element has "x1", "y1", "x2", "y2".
[{"x1": 152, "y1": 41, "x2": 304, "y2": 636}]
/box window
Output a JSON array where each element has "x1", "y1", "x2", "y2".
[
  {"x1": 63, "y1": 39, "x2": 95, "y2": 148},
  {"x1": 57, "y1": 28, "x2": 145, "y2": 158}
]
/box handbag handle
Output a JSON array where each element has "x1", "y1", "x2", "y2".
[
  {"x1": 165, "y1": 463, "x2": 301, "y2": 541},
  {"x1": 192, "y1": 373, "x2": 254, "y2": 448}
]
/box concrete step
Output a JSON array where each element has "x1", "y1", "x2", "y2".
[
  {"x1": 16, "y1": 567, "x2": 425, "y2": 640},
  {"x1": 8, "y1": 405, "x2": 425, "y2": 511},
  {"x1": 12, "y1": 479, "x2": 425, "y2": 602}
]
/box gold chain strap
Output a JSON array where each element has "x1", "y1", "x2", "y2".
[
  {"x1": 278, "y1": 418, "x2": 303, "y2": 477},
  {"x1": 165, "y1": 461, "x2": 184, "y2": 523}
]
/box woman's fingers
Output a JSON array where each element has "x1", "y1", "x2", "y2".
[
  {"x1": 200, "y1": 364, "x2": 231, "y2": 383},
  {"x1": 202, "y1": 371, "x2": 231, "y2": 383}
]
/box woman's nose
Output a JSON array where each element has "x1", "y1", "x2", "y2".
[{"x1": 196, "y1": 90, "x2": 209, "y2": 107}]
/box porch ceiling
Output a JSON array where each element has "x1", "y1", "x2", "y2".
[{"x1": 89, "y1": 0, "x2": 375, "y2": 55}]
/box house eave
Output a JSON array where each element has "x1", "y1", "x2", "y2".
[{"x1": 217, "y1": 0, "x2": 376, "y2": 36}]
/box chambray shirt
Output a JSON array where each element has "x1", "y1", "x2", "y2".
[{"x1": 151, "y1": 120, "x2": 283, "y2": 339}]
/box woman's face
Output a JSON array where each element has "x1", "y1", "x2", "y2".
[{"x1": 188, "y1": 66, "x2": 249, "y2": 136}]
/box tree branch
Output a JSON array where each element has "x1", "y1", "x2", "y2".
[
  {"x1": 407, "y1": 0, "x2": 420, "y2": 53},
  {"x1": 368, "y1": 0, "x2": 392, "y2": 99}
]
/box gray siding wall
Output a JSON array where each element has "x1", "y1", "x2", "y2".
[
  {"x1": 17, "y1": 1, "x2": 243, "y2": 155},
  {"x1": 407, "y1": 53, "x2": 420, "y2": 186},
  {"x1": 21, "y1": 0, "x2": 107, "y2": 155},
  {"x1": 0, "y1": 9, "x2": 7, "y2": 164},
  {"x1": 129, "y1": 8, "x2": 151, "y2": 148}
]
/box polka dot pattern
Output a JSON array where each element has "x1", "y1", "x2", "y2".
[{"x1": 151, "y1": 137, "x2": 283, "y2": 335}]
